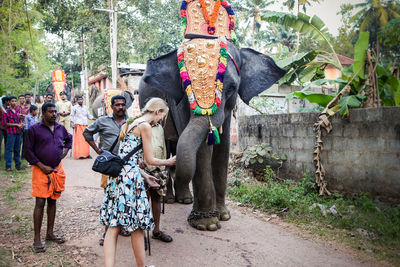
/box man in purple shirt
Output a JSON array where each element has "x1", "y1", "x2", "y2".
[
  {"x1": 25, "y1": 102, "x2": 72, "y2": 253},
  {"x1": 3, "y1": 96, "x2": 24, "y2": 171}
]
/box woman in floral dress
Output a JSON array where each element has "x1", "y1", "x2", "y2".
[{"x1": 100, "y1": 98, "x2": 176, "y2": 267}]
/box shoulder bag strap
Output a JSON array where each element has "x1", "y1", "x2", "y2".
[
  {"x1": 109, "y1": 135, "x2": 119, "y2": 152},
  {"x1": 121, "y1": 120, "x2": 146, "y2": 162},
  {"x1": 121, "y1": 143, "x2": 143, "y2": 162}
]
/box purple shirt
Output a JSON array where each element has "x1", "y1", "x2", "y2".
[
  {"x1": 25, "y1": 121, "x2": 73, "y2": 168},
  {"x1": 2, "y1": 108, "x2": 21, "y2": 135}
]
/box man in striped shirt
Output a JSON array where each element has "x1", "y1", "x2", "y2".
[{"x1": 3, "y1": 96, "x2": 25, "y2": 172}]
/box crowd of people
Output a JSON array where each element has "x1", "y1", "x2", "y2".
[{"x1": 1, "y1": 92, "x2": 175, "y2": 267}]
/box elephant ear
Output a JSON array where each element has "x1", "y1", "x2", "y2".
[
  {"x1": 141, "y1": 50, "x2": 184, "y2": 103},
  {"x1": 238, "y1": 48, "x2": 286, "y2": 105}
]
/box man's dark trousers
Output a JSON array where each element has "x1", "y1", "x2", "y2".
[{"x1": 5, "y1": 133, "x2": 21, "y2": 169}]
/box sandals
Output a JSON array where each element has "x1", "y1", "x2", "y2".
[
  {"x1": 152, "y1": 231, "x2": 173, "y2": 243},
  {"x1": 45, "y1": 234, "x2": 66, "y2": 244},
  {"x1": 99, "y1": 231, "x2": 106, "y2": 246},
  {"x1": 32, "y1": 243, "x2": 46, "y2": 253}
]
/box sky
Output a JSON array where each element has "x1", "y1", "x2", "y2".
[{"x1": 268, "y1": 0, "x2": 364, "y2": 36}]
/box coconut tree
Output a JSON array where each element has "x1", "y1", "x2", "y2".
[
  {"x1": 283, "y1": 0, "x2": 323, "y2": 49},
  {"x1": 349, "y1": 0, "x2": 400, "y2": 51},
  {"x1": 232, "y1": 0, "x2": 274, "y2": 48}
]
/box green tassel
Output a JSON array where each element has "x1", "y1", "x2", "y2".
[
  {"x1": 211, "y1": 103, "x2": 217, "y2": 114},
  {"x1": 193, "y1": 106, "x2": 203, "y2": 115},
  {"x1": 230, "y1": 30, "x2": 238, "y2": 45},
  {"x1": 220, "y1": 47, "x2": 227, "y2": 58},
  {"x1": 212, "y1": 127, "x2": 220, "y2": 144},
  {"x1": 178, "y1": 60, "x2": 185, "y2": 70},
  {"x1": 181, "y1": 17, "x2": 187, "y2": 38}
]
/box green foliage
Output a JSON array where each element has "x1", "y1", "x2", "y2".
[
  {"x1": 379, "y1": 18, "x2": 400, "y2": 67},
  {"x1": 286, "y1": 90, "x2": 334, "y2": 107},
  {"x1": 0, "y1": 0, "x2": 54, "y2": 95},
  {"x1": 241, "y1": 143, "x2": 286, "y2": 167},
  {"x1": 287, "y1": 31, "x2": 400, "y2": 115},
  {"x1": 275, "y1": 51, "x2": 321, "y2": 85},
  {"x1": 36, "y1": 0, "x2": 181, "y2": 81},
  {"x1": 261, "y1": 11, "x2": 329, "y2": 43},
  {"x1": 228, "y1": 172, "x2": 400, "y2": 260},
  {"x1": 353, "y1": 32, "x2": 370, "y2": 78}
]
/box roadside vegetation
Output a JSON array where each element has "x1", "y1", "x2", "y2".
[
  {"x1": 228, "y1": 166, "x2": 400, "y2": 265},
  {"x1": 0, "y1": 159, "x2": 72, "y2": 266}
]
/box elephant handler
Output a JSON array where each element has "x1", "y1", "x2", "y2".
[
  {"x1": 25, "y1": 102, "x2": 72, "y2": 253},
  {"x1": 141, "y1": 123, "x2": 173, "y2": 243},
  {"x1": 83, "y1": 94, "x2": 128, "y2": 245}
]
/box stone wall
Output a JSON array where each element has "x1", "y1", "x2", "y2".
[{"x1": 238, "y1": 107, "x2": 400, "y2": 198}]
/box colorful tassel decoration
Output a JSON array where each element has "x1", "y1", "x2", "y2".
[{"x1": 206, "y1": 118, "x2": 221, "y2": 145}]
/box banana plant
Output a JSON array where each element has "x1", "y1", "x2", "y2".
[{"x1": 261, "y1": 11, "x2": 342, "y2": 70}]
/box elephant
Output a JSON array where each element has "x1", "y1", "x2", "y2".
[
  {"x1": 91, "y1": 90, "x2": 135, "y2": 118},
  {"x1": 139, "y1": 41, "x2": 285, "y2": 231},
  {"x1": 89, "y1": 84, "x2": 101, "y2": 106}
]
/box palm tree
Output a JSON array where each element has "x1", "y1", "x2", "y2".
[
  {"x1": 232, "y1": 0, "x2": 274, "y2": 48},
  {"x1": 283, "y1": 0, "x2": 323, "y2": 49},
  {"x1": 349, "y1": 0, "x2": 400, "y2": 51}
]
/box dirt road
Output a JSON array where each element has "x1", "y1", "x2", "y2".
[{"x1": 58, "y1": 152, "x2": 374, "y2": 267}]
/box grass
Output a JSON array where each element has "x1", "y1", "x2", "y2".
[{"x1": 228, "y1": 167, "x2": 400, "y2": 265}]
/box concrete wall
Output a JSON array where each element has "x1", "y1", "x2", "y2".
[{"x1": 238, "y1": 107, "x2": 400, "y2": 198}]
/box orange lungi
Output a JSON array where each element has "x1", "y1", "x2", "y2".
[
  {"x1": 31, "y1": 163, "x2": 66, "y2": 200},
  {"x1": 73, "y1": 124, "x2": 90, "y2": 158}
]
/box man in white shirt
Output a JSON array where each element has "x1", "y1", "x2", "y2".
[{"x1": 71, "y1": 95, "x2": 94, "y2": 159}]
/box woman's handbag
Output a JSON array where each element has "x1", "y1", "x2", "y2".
[{"x1": 92, "y1": 136, "x2": 142, "y2": 177}]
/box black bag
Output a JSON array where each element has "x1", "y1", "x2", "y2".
[{"x1": 92, "y1": 136, "x2": 142, "y2": 177}]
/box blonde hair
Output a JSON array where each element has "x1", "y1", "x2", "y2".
[{"x1": 119, "y1": 97, "x2": 168, "y2": 141}]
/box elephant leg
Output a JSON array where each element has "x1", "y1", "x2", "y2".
[
  {"x1": 166, "y1": 166, "x2": 175, "y2": 204},
  {"x1": 188, "y1": 142, "x2": 220, "y2": 231},
  {"x1": 212, "y1": 115, "x2": 231, "y2": 221},
  {"x1": 169, "y1": 138, "x2": 192, "y2": 204}
]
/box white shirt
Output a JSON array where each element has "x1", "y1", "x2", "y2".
[{"x1": 71, "y1": 104, "x2": 93, "y2": 126}]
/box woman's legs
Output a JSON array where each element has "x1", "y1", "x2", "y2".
[
  {"x1": 103, "y1": 226, "x2": 121, "y2": 267},
  {"x1": 131, "y1": 229, "x2": 145, "y2": 267}
]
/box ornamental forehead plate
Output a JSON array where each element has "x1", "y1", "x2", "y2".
[
  {"x1": 184, "y1": 38, "x2": 220, "y2": 109},
  {"x1": 185, "y1": 0, "x2": 231, "y2": 38}
]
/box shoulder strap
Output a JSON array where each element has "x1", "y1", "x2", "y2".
[
  {"x1": 122, "y1": 143, "x2": 143, "y2": 162},
  {"x1": 109, "y1": 121, "x2": 144, "y2": 152},
  {"x1": 109, "y1": 135, "x2": 119, "y2": 152}
]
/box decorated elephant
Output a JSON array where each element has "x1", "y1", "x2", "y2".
[
  {"x1": 91, "y1": 90, "x2": 135, "y2": 118},
  {"x1": 139, "y1": 39, "x2": 285, "y2": 231}
]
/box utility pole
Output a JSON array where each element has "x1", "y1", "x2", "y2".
[{"x1": 95, "y1": 1, "x2": 123, "y2": 89}]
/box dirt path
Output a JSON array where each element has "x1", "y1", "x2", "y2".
[{"x1": 48, "y1": 151, "x2": 380, "y2": 267}]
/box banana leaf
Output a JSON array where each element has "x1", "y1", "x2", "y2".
[
  {"x1": 353, "y1": 32, "x2": 370, "y2": 79},
  {"x1": 286, "y1": 91, "x2": 334, "y2": 107}
]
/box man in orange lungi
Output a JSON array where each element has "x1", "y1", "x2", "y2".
[
  {"x1": 25, "y1": 102, "x2": 72, "y2": 253},
  {"x1": 70, "y1": 95, "x2": 94, "y2": 159}
]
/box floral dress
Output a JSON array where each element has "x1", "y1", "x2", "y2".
[{"x1": 100, "y1": 133, "x2": 154, "y2": 232}]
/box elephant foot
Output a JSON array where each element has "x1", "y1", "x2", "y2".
[
  {"x1": 175, "y1": 184, "x2": 193, "y2": 204},
  {"x1": 188, "y1": 210, "x2": 221, "y2": 231},
  {"x1": 166, "y1": 193, "x2": 175, "y2": 204},
  {"x1": 217, "y1": 204, "x2": 231, "y2": 221}
]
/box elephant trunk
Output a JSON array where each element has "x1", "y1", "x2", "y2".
[{"x1": 175, "y1": 115, "x2": 210, "y2": 184}]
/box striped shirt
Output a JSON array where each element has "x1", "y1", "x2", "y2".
[{"x1": 2, "y1": 108, "x2": 21, "y2": 135}]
